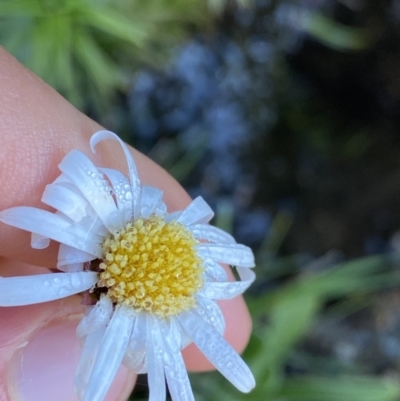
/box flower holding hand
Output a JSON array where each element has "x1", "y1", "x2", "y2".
[{"x1": 0, "y1": 48, "x2": 254, "y2": 401}]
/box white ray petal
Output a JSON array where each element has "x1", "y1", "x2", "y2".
[
  {"x1": 177, "y1": 197, "x2": 214, "y2": 226},
  {"x1": 79, "y1": 215, "x2": 109, "y2": 238},
  {"x1": 0, "y1": 207, "x2": 102, "y2": 256},
  {"x1": 58, "y1": 263, "x2": 84, "y2": 272},
  {"x1": 196, "y1": 243, "x2": 255, "y2": 268},
  {"x1": 100, "y1": 168, "x2": 133, "y2": 223},
  {"x1": 189, "y1": 224, "x2": 236, "y2": 244},
  {"x1": 199, "y1": 268, "x2": 256, "y2": 300},
  {"x1": 203, "y1": 259, "x2": 228, "y2": 282},
  {"x1": 123, "y1": 347, "x2": 147, "y2": 373},
  {"x1": 123, "y1": 313, "x2": 148, "y2": 373},
  {"x1": 160, "y1": 319, "x2": 194, "y2": 401},
  {"x1": 52, "y1": 173, "x2": 73, "y2": 185},
  {"x1": 195, "y1": 296, "x2": 225, "y2": 335},
  {"x1": 178, "y1": 312, "x2": 255, "y2": 393},
  {"x1": 129, "y1": 313, "x2": 147, "y2": 351},
  {"x1": 90, "y1": 130, "x2": 140, "y2": 217},
  {"x1": 154, "y1": 200, "x2": 167, "y2": 216},
  {"x1": 165, "y1": 211, "x2": 182, "y2": 223},
  {"x1": 0, "y1": 272, "x2": 98, "y2": 306},
  {"x1": 41, "y1": 183, "x2": 92, "y2": 222},
  {"x1": 139, "y1": 186, "x2": 163, "y2": 218},
  {"x1": 31, "y1": 233, "x2": 50, "y2": 249},
  {"x1": 146, "y1": 315, "x2": 166, "y2": 401},
  {"x1": 84, "y1": 305, "x2": 134, "y2": 401},
  {"x1": 58, "y1": 150, "x2": 123, "y2": 232},
  {"x1": 123, "y1": 348, "x2": 147, "y2": 374},
  {"x1": 76, "y1": 296, "x2": 113, "y2": 338},
  {"x1": 75, "y1": 326, "x2": 106, "y2": 400},
  {"x1": 45, "y1": 181, "x2": 109, "y2": 237},
  {"x1": 57, "y1": 244, "x2": 96, "y2": 269}
]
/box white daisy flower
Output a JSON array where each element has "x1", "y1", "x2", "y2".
[{"x1": 0, "y1": 131, "x2": 256, "y2": 401}]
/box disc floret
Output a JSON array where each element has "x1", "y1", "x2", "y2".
[{"x1": 97, "y1": 215, "x2": 203, "y2": 317}]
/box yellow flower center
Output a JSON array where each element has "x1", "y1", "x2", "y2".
[{"x1": 97, "y1": 215, "x2": 203, "y2": 317}]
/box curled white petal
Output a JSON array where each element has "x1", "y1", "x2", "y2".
[
  {"x1": 195, "y1": 296, "x2": 225, "y2": 335},
  {"x1": 0, "y1": 272, "x2": 98, "y2": 306},
  {"x1": 79, "y1": 215, "x2": 109, "y2": 238},
  {"x1": 42, "y1": 183, "x2": 92, "y2": 222},
  {"x1": 154, "y1": 200, "x2": 168, "y2": 216},
  {"x1": 203, "y1": 259, "x2": 228, "y2": 282},
  {"x1": 177, "y1": 197, "x2": 214, "y2": 226},
  {"x1": 139, "y1": 186, "x2": 163, "y2": 218},
  {"x1": 90, "y1": 130, "x2": 140, "y2": 218},
  {"x1": 199, "y1": 268, "x2": 256, "y2": 300},
  {"x1": 178, "y1": 312, "x2": 255, "y2": 393},
  {"x1": 165, "y1": 211, "x2": 182, "y2": 223},
  {"x1": 197, "y1": 243, "x2": 255, "y2": 268},
  {"x1": 76, "y1": 296, "x2": 113, "y2": 338},
  {"x1": 160, "y1": 319, "x2": 195, "y2": 401},
  {"x1": 123, "y1": 313, "x2": 148, "y2": 373},
  {"x1": 58, "y1": 263, "x2": 84, "y2": 272},
  {"x1": 31, "y1": 233, "x2": 50, "y2": 249},
  {"x1": 57, "y1": 244, "x2": 96, "y2": 269},
  {"x1": 100, "y1": 168, "x2": 133, "y2": 224},
  {"x1": 146, "y1": 315, "x2": 166, "y2": 401},
  {"x1": 0, "y1": 207, "x2": 102, "y2": 256},
  {"x1": 123, "y1": 347, "x2": 147, "y2": 373},
  {"x1": 189, "y1": 224, "x2": 236, "y2": 244},
  {"x1": 58, "y1": 150, "x2": 123, "y2": 232},
  {"x1": 75, "y1": 326, "x2": 106, "y2": 400},
  {"x1": 84, "y1": 305, "x2": 134, "y2": 401}
]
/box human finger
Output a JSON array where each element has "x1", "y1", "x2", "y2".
[
  {"x1": 0, "y1": 258, "x2": 136, "y2": 401},
  {"x1": 0, "y1": 47, "x2": 252, "y2": 375}
]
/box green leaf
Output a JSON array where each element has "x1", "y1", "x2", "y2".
[
  {"x1": 305, "y1": 12, "x2": 369, "y2": 51},
  {"x1": 214, "y1": 199, "x2": 235, "y2": 234},
  {"x1": 279, "y1": 376, "x2": 400, "y2": 401},
  {"x1": 249, "y1": 290, "x2": 320, "y2": 396},
  {"x1": 298, "y1": 255, "x2": 398, "y2": 298},
  {"x1": 83, "y1": 8, "x2": 149, "y2": 47},
  {"x1": 73, "y1": 28, "x2": 120, "y2": 95},
  {"x1": 168, "y1": 132, "x2": 209, "y2": 181},
  {"x1": 0, "y1": 0, "x2": 42, "y2": 17}
]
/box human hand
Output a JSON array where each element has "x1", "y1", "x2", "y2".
[{"x1": 0, "y1": 47, "x2": 252, "y2": 401}]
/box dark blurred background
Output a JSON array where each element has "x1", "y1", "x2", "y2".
[{"x1": 3, "y1": 0, "x2": 400, "y2": 400}]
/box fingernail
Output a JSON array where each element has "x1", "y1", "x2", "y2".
[
  {"x1": 14, "y1": 317, "x2": 81, "y2": 401},
  {"x1": 12, "y1": 317, "x2": 130, "y2": 401}
]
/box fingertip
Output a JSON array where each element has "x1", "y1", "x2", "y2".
[{"x1": 0, "y1": 296, "x2": 136, "y2": 401}]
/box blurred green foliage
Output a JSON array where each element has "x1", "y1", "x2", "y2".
[
  {"x1": 0, "y1": 0, "x2": 249, "y2": 112},
  {"x1": 129, "y1": 208, "x2": 400, "y2": 401},
  {"x1": 2, "y1": 2, "x2": 399, "y2": 401},
  {"x1": 304, "y1": 12, "x2": 369, "y2": 51},
  {"x1": 187, "y1": 248, "x2": 400, "y2": 401}
]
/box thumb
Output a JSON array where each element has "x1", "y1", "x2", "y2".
[{"x1": 0, "y1": 260, "x2": 136, "y2": 401}]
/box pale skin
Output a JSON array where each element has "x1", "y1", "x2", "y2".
[{"x1": 0, "y1": 47, "x2": 252, "y2": 401}]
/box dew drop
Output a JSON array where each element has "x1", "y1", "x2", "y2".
[
  {"x1": 70, "y1": 274, "x2": 81, "y2": 288},
  {"x1": 58, "y1": 286, "x2": 69, "y2": 296}
]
